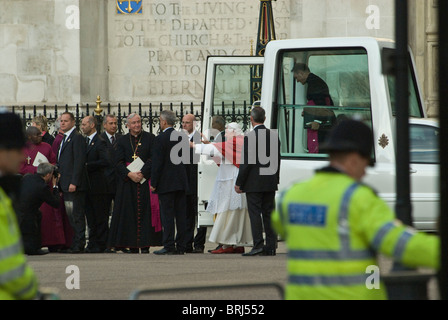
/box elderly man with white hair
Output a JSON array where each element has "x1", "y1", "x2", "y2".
[
  {"x1": 107, "y1": 113, "x2": 162, "y2": 253},
  {"x1": 193, "y1": 122, "x2": 253, "y2": 254}
]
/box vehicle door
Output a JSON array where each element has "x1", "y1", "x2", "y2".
[{"x1": 198, "y1": 56, "x2": 264, "y2": 227}]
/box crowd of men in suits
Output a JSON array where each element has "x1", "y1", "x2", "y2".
[{"x1": 23, "y1": 106, "x2": 280, "y2": 256}]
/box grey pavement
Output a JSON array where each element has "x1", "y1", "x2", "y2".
[
  {"x1": 27, "y1": 239, "x2": 439, "y2": 300},
  {"x1": 27, "y1": 240, "x2": 288, "y2": 300}
]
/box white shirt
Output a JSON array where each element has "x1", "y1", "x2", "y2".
[
  {"x1": 86, "y1": 132, "x2": 97, "y2": 145},
  {"x1": 58, "y1": 126, "x2": 76, "y2": 158},
  {"x1": 188, "y1": 130, "x2": 197, "y2": 141},
  {"x1": 105, "y1": 131, "x2": 116, "y2": 144}
]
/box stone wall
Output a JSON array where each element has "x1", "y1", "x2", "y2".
[
  {"x1": 107, "y1": 0, "x2": 291, "y2": 105},
  {"x1": 0, "y1": 0, "x2": 81, "y2": 106}
]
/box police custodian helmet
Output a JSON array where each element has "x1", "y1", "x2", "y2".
[
  {"x1": 0, "y1": 112, "x2": 26, "y2": 150},
  {"x1": 321, "y1": 119, "x2": 374, "y2": 162}
]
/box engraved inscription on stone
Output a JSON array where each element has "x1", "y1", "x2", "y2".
[{"x1": 109, "y1": 0, "x2": 291, "y2": 103}]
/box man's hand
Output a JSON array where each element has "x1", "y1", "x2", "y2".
[
  {"x1": 68, "y1": 184, "x2": 77, "y2": 192},
  {"x1": 234, "y1": 185, "x2": 243, "y2": 194},
  {"x1": 200, "y1": 133, "x2": 210, "y2": 144},
  {"x1": 310, "y1": 121, "x2": 320, "y2": 130},
  {"x1": 128, "y1": 171, "x2": 143, "y2": 183},
  {"x1": 150, "y1": 186, "x2": 156, "y2": 192},
  {"x1": 51, "y1": 174, "x2": 60, "y2": 187}
]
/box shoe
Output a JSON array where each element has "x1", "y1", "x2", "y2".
[
  {"x1": 153, "y1": 248, "x2": 176, "y2": 255},
  {"x1": 242, "y1": 248, "x2": 264, "y2": 256},
  {"x1": 62, "y1": 248, "x2": 84, "y2": 253},
  {"x1": 208, "y1": 244, "x2": 222, "y2": 253},
  {"x1": 211, "y1": 246, "x2": 235, "y2": 254},
  {"x1": 233, "y1": 247, "x2": 245, "y2": 254},
  {"x1": 85, "y1": 247, "x2": 103, "y2": 253},
  {"x1": 191, "y1": 247, "x2": 204, "y2": 253},
  {"x1": 104, "y1": 248, "x2": 116, "y2": 253},
  {"x1": 27, "y1": 249, "x2": 49, "y2": 256},
  {"x1": 261, "y1": 249, "x2": 276, "y2": 256},
  {"x1": 140, "y1": 248, "x2": 150, "y2": 254}
]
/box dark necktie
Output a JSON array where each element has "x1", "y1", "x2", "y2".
[
  {"x1": 86, "y1": 137, "x2": 90, "y2": 145},
  {"x1": 58, "y1": 134, "x2": 67, "y2": 159},
  {"x1": 111, "y1": 135, "x2": 115, "y2": 144}
]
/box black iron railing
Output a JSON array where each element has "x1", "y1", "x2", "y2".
[{"x1": 10, "y1": 100, "x2": 252, "y2": 136}]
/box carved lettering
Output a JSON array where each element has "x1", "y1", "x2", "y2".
[{"x1": 112, "y1": 1, "x2": 291, "y2": 102}]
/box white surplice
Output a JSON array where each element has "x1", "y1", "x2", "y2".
[{"x1": 195, "y1": 144, "x2": 253, "y2": 246}]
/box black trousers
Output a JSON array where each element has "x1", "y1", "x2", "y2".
[
  {"x1": 159, "y1": 190, "x2": 187, "y2": 252},
  {"x1": 185, "y1": 193, "x2": 207, "y2": 250},
  {"x1": 85, "y1": 193, "x2": 110, "y2": 250},
  {"x1": 246, "y1": 191, "x2": 277, "y2": 250},
  {"x1": 19, "y1": 210, "x2": 42, "y2": 254},
  {"x1": 63, "y1": 191, "x2": 86, "y2": 250}
]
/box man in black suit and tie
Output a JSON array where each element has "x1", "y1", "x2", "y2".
[
  {"x1": 81, "y1": 115, "x2": 112, "y2": 253},
  {"x1": 17, "y1": 163, "x2": 60, "y2": 255},
  {"x1": 100, "y1": 114, "x2": 121, "y2": 219},
  {"x1": 235, "y1": 106, "x2": 281, "y2": 256},
  {"x1": 151, "y1": 110, "x2": 189, "y2": 255},
  {"x1": 182, "y1": 113, "x2": 207, "y2": 253},
  {"x1": 57, "y1": 111, "x2": 88, "y2": 253}
]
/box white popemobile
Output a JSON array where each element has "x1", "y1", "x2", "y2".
[{"x1": 198, "y1": 37, "x2": 439, "y2": 232}]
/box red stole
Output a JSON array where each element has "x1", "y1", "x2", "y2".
[{"x1": 212, "y1": 135, "x2": 244, "y2": 168}]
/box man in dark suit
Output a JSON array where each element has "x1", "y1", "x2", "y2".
[
  {"x1": 100, "y1": 114, "x2": 121, "y2": 220},
  {"x1": 151, "y1": 110, "x2": 189, "y2": 255},
  {"x1": 81, "y1": 115, "x2": 112, "y2": 253},
  {"x1": 182, "y1": 113, "x2": 206, "y2": 253},
  {"x1": 57, "y1": 111, "x2": 88, "y2": 253},
  {"x1": 17, "y1": 163, "x2": 60, "y2": 255},
  {"x1": 235, "y1": 106, "x2": 281, "y2": 256}
]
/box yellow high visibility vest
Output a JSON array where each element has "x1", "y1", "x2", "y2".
[
  {"x1": 0, "y1": 187, "x2": 38, "y2": 300},
  {"x1": 272, "y1": 169, "x2": 439, "y2": 300}
]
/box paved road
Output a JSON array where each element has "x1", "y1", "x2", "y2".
[
  {"x1": 27, "y1": 241, "x2": 288, "y2": 300},
  {"x1": 27, "y1": 240, "x2": 439, "y2": 300}
]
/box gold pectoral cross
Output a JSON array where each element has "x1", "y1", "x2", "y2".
[
  {"x1": 132, "y1": 154, "x2": 138, "y2": 160},
  {"x1": 26, "y1": 156, "x2": 31, "y2": 165}
]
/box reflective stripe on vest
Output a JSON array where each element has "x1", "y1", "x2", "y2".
[
  {"x1": 288, "y1": 182, "x2": 375, "y2": 261},
  {"x1": 289, "y1": 273, "x2": 368, "y2": 286},
  {"x1": 371, "y1": 222, "x2": 414, "y2": 261},
  {"x1": 0, "y1": 241, "x2": 22, "y2": 261},
  {"x1": 0, "y1": 263, "x2": 26, "y2": 286}
]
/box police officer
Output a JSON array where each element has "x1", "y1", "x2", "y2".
[
  {"x1": 0, "y1": 112, "x2": 39, "y2": 299},
  {"x1": 272, "y1": 119, "x2": 439, "y2": 300}
]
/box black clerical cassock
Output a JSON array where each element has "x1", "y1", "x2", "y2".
[{"x1": 107, "y1": 130, "x2": 162, "y2": 251}]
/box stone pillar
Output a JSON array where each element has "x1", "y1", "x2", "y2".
[
  {"x1": 80, "y1": 0, "x2": 109, "y2": 104},
  {"x1": 0, "y1": 0, "x2": 81, "y2": 106},
  {"x1": 409, "y1": 0, "x2": 439, "y2": 117}
]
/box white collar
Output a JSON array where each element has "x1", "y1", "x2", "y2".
[
  {"x1": 63, "y1": 126, "x2": 76, "y2": 138},
  {"x1": 88, "y1": 132, "x2": 97, "y2": 140},
  {"x1": 188, "y1": 130, "x2": 196, "y2": 139},
  {"x1": 105, "y1": 131, "x2": 114, "y2": 139}
]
